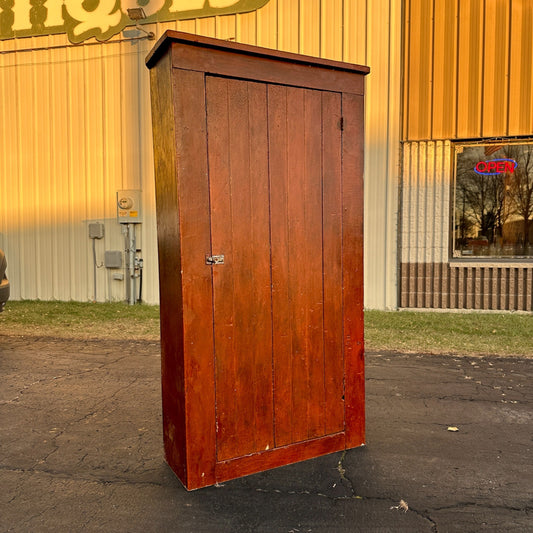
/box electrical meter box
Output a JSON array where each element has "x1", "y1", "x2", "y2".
[{"x1": 117, "y1": 190, "x2": 142, "y2": 223}]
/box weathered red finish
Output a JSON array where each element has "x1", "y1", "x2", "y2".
[{"x1": 147, "y1": 30, "x2": 369, "y2": 490}]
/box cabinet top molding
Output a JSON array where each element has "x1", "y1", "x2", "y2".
[{"x1": 146, "y1": 29, "x2": 370, "y2": 76}]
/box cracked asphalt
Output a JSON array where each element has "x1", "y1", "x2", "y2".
[{"x1": 0, "y1": 335, "x2": 531, "y2": 532}]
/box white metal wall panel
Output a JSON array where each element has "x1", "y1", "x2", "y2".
[
  {"x1": 0, "y1": 34, "x2": 158, "y2": 303},
  {"x1": 400, "y1": 141, "x2": 452, "y2": 265},
  {"x1": 0, "y1": 0, "x2": 401, "y2": 309}
]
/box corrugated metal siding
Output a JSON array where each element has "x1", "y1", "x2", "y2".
[
  {"x1": 400, "y1": 141, "x2": 452, "y2": 265},
  {"x1": 403, "y1": 0, "x2": 533, "y2": 141},
  {"x1": 0, "y1": 34, "x2": 158, "y2": 303},
  {"x1": 0, "y1": 0, "x2": 401, "y2": 309}
]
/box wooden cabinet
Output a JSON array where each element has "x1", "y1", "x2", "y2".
[{"x1": 147, "y1": 31, "x2": 369, "y2": 490}]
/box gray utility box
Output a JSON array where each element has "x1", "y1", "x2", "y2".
[{"x1": 105, "y1": 250, "x2": 123, "y2": 269}]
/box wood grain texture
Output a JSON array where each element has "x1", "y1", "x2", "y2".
[
  {"x1": 215, "y1": 433, "x2": 345, "y2": 484},
  {"x1": 148, "y1": 32, "x2": 367, "y2": 490},
  {"x1": 303, "y1": 88, "x2": 326, "y2": 441},
  {"x1": 207, "y1": 76, "x2": 274, "y2": 461},
  {"x1": 341, "y1": 93, "x2": 365, "y2": 448},
  {"x1": 149, "y1": 52, "x2": 187, "y2": 482},
  {"x1": 146, "y1": 30, "x2": 369, "y2": 75},
  {"x1": 321, "y1": 91, "x2": 345, "y2": 436},
  {"x1": 171, "y1": 68, "x2": 217, "y2": 488},
  {"x1": 268, "y1": 84, "x2": 293, "y2": 449}
]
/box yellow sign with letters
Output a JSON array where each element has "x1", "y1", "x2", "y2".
[{"x1": 0, "y1": 0, "x2": 270, "y2": 43}]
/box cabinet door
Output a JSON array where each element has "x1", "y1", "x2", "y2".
[{"x1": 206, "y1": 76, "x2": 345, "y2": 463}]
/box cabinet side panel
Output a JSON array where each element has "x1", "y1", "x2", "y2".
[
  {"x1": 149, "y1": 54, "x2": 187, "y2": 483},
  {"x1": 341, "y1": 92, "x2": 365, "y2": 448},
  {"x1": 173, "y1": 67, "x2": 217, "y2": 489}
]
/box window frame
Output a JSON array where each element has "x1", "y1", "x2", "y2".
[{"x1": 451, "y1": 139, "x2": 533, "y2": 262}]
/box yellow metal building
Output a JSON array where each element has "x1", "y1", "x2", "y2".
[
  {"x1": 1, "y1": 0, "x2": 531, "y2": 310},
  {"x1": 0, "y1": 0, "x2": 400, "y2": 308},
  {"x1": 401, "y1": 0, "x2": 533, "y2": 311}
]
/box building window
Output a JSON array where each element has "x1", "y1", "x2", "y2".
[{"x1": 453, "y1": 141, "x2": 533, "y2": 258}]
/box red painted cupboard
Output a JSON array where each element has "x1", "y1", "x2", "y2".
[{"x1": 147, "y1": 31, "x2": 369, "y2": 490}]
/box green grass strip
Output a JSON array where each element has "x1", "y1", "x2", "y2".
[{"x1": 1, "y1": 301, "x2": 532, "y2": 356}]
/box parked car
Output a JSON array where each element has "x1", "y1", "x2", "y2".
[{"x1": 0, "y1": 248, "x2": 9, "y2": 312}]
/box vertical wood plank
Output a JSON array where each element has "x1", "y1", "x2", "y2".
[
  {"x1": 247, "y1": 81, "x2": 275, "y2": 453},
  {"x1": 225, "y1": 77, "x2": 253, "y2": 460},
  {"x1": 286, "y1": 86, "x2": 309, "y2": 443},
  {"x1": 206, "y1": 76, "x2": 236, "y2": 462},
  {"x1": 303, "y1": 88, "x2": 326, "y2": 440},
  {"x1": 268, "y1": 84, "x2": 293, "y2": 447},
  {"x1": 322, "y1": 91, "x2": 345, "y2": 435},
  {"x1": 208, "y1": 77, "x2": 274, "y2": 461},
  {"x1": 270, "y1": 84, "x2": 339, "y2": 446},
  {"x1": 342, "y1": 92, "x2": 365, "y2": 448}
]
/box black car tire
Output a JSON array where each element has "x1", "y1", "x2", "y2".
[{"x1": 0, "y1": 249, "x2": 10, "y2": 312}]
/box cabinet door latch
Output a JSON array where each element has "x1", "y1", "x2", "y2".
[{"x1": 206, "y1": 254, "x2": 225, "y2": 265}]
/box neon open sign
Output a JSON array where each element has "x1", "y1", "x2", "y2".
[{"x1": 474, "y1": 159, "x2": 517, "y2": 176}]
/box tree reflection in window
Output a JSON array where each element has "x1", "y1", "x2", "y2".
[{"x1": 453, "y1": 142, "x2": 533, "y2": 257}]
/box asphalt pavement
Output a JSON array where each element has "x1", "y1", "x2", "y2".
[{"x1": 1, "y1": 335, "x2": 531, "y2": 532}]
